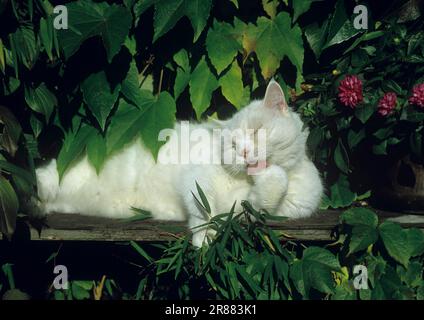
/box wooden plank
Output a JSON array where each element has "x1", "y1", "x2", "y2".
[{"x1": 13, "y1": 209, "x2": 424, "y2": 242}]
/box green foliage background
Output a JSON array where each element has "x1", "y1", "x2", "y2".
[{"x1": 0, "y1": 0, "x2": 423, "y2": 300}]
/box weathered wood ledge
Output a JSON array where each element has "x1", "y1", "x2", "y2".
[{"x1": 3, "y1": 209, "x2": 424, "y2": 242}]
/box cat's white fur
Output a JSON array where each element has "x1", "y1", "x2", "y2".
[{"x1": 34, "y1": 81, "x2": 323, "y2": 247}]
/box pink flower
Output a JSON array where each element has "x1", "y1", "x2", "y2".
[
  {"x1": 409, "y1": 83, "x2": 424, "y2": 108},
  {"x1": 338, "y1": 75, "x2": 364, "y2": 108},
  {"x1": 378, "y1": 92, "x2": 397, "y2": 116}
]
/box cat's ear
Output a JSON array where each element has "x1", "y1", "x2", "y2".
[{"x1": 263, "y1": 80, "x2": 288, "y2": 113}]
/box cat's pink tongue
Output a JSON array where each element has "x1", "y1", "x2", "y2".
[{"x1": 247, "y1": 160, "x2": 267, "y2": 175}]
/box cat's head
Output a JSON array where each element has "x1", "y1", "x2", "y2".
[{"x1": 220, "y1": 80, "x2": 308, "y2": 175}]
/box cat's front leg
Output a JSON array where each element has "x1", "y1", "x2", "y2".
[{"x1": 248, "y1": 165, "x2": 288, "y2": 213}]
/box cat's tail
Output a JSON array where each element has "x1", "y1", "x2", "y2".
[{"x1": 29, "y1": 159, "x2": 60, "y2": 217}]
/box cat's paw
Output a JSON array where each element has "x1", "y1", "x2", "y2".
[
  {"x1": 247, "y1": 165, "x2": 288, "y2": 212},
  {"x1": 252, "y1": 165, "x2": 288, "y2": 189}
]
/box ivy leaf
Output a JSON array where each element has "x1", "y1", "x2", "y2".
[
  {"x1": 290, "y1": 247, "x2": 341, "y2": 297},
  {"x1": 121, "y1": 60, "x2": 146, "y2": 106},
  {"x1": 255, "y1": 12, "x2": 304, "y2": 83},
  {"x1": 0, "y1": 175, "x2": 19, "y2": 239},
  {"x1": 81, "y1": 71, "x2": 120, "y2": 130},
  {"x1": 233, "y1": 18, "x2": 258, "y2": 56},
  {"x1": 261, "y1": 0, "x2": 278, "y2": 19},
  {"x1": 173, "y1": 50, "x2": 191, "y2": 99},
  {"x1": 139, "y1": 92, "x2": 176, "y2": 159},
  {"x1": 24, "y1": 83, "x2": 57, "y2": 122},
  {"x1": 379, "y1": 221, "x2": 411, "y2": 267},
  {"x1": 86, "y1": 131, "x2": 107, "y2": 175},
  {"x1": 107, "y1": 93, "x2": 176, "y2": 159},
  {"x1": 153, "y1": 0, "x2": 213, "y2": 42},
  {"x1": 59, "y1": 0, "x2": 132, "y2": 62},
  {"x1": 406, "y1": 228, "x2": 424, "y2": 257},
  {"x1": 206, "y1": 20, "x2": 242, "y2": 74},
  {"x1": 189, "y1": 57, "x2": 219, "y2": 118},
  {"x1": 341, "y1": 207, "x2": 378, "y2": 255},
  {"x1": 293, "y1": 0, "x2": 313, "y2": 22},
  {"x1": 219, "y1": 61, "x2": 247, "y2": 109},
  {"x1": 329, "y1": 174, "x2": 356, "y2": 208},
  {"x1": 57, "y1": 125, "x2": 93, "y2": 181},
  {"x1": 334, "y1": 140, "x2": 349, "y2": 174}
]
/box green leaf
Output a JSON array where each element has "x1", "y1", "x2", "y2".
[
  {"x1": 189, "y1": 57, "x2": 219, "y2": 118},
  {"x1": 261, "y1": 0, "x2": 278, "y2": 19},
  {"x1": 289, "y1": 260, "x2": 307, "y2": 296},
  {"x1": 219, "y1": 61, "x2": 247, "y2": 109},
  {"x1": 398, "y1": 261, "x2": 423, "y2": 288},
  {"x1": 121, "y1": 60, "x2": 147, "y2": 106},
  {"x1": 173, "y1": 50, "x2": 191, "y2": 99},
  {"x1": 323, "y1": 20, "x2": 361, "y2": 49},
  {"x1": 0, "y1": 106, "x2": 22, "y2": 157},
  {"x1": 255, "y1": 12, "x2": 304, "y2": 84},
  {"x1": 153, "y1": 0, "x2": 213, "y2": 42},
  {"x1": 134, "y1": 0, "x2": 156, "y2": 19},
  {"x1": 334, "y1": 140, "x2": 349, "y2": 174},
  {"x1": 379, "y1": 221, "x2": 411, "y2": 267},
  {"x1": 290, "y1": 247, "x2": 341, "y2": 297},
  {"x1": 139, "y1": 92, "x2": 176, "y2": 159},
  {"x1": 71, "y1": 281, "x2": 91, "y2": 300},
  {"x1": 406, "y1": 228, "x2": 424, "y2": 257},
  {"x1": 347, "y1": 128, "x2": 365, "y2": 149},
  {"x1": 235, "y1": 265, "x2": 262, "y2": 296},
  {"x1": 106, "y1": 93, "x2": 176, "y2": 159},
  {"x1": 206, "y1": 20, "x2": 242, "y2": 74},
  {"x1": 24, "y1": 83, "x2": 57, "y2": 122},
  {"x1": 304, "y1": 20, "x2": 329, "y2": 59},
  {"x1": 39, "y1": 17, "x2": 55, "y2": 61},
  {"x1": 29, "y1": 114, "x2": 43, "y2": 139},
  {"x1": 81, "y1": 71, "x2": 120, "y2": 130},
  {"x1": 195, "y1": 182, "x2": 211, "y2": 214},
  {"x1": 329, "y1": 174, "x2": 356, "y2": 208},
  {"x1": 0, "y1": 160, "x2": 35, "y2": 187},
  {"x1": 344, "y1": 31, "x2": 384, "y2": 54},
  {"x1": 0, "y1": 175, "x2": 19, "y2": 238},
  {"x1": 59, "y1": 0, "x2": 132, "y2": 62},
  {"x1": 130, "y1": 240, "x2": 153, "y2": 263},
  {"x1": 10, "y1": 26, "x2": 38, "y2": 70},
  {"x1": 57, "y1": 125, "x2": 93, "y2": 181},
  {"x1": 372, "y1": 140, "x2": 387, "y2": 155},
  {"x1": 354, "y1": 104, "x2": 374, "y2": 124},
  {"x1": 341, "y1": 208, "x2": 378, "y2": 254},
  {"x1": 86, "y1": 131, "x2": 107, "y2": 175},
  {"x1": 293, "y1": 0, "x2": 313, "y2": 22},
  {"x1": 406, "y1": 109, "x2": 424, "y2": 122},
  {"x1": 326, "y1": 0, "x2": 348, "y2": 43},
  {"x1": 373, "y1": 127, "x2": 393, "y2": 140}
]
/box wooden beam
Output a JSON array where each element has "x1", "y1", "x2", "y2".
[{"x1": 6, "y1": 209, "x2": 423, "y2": 242}]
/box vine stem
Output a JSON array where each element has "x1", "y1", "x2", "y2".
[{"x1": 157, "y1": 68, "x2": 164, "y2": 97}]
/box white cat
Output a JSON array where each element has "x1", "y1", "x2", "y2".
[{"x1": 34, "y1": 80, "x2": 323, "y2": 247}]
